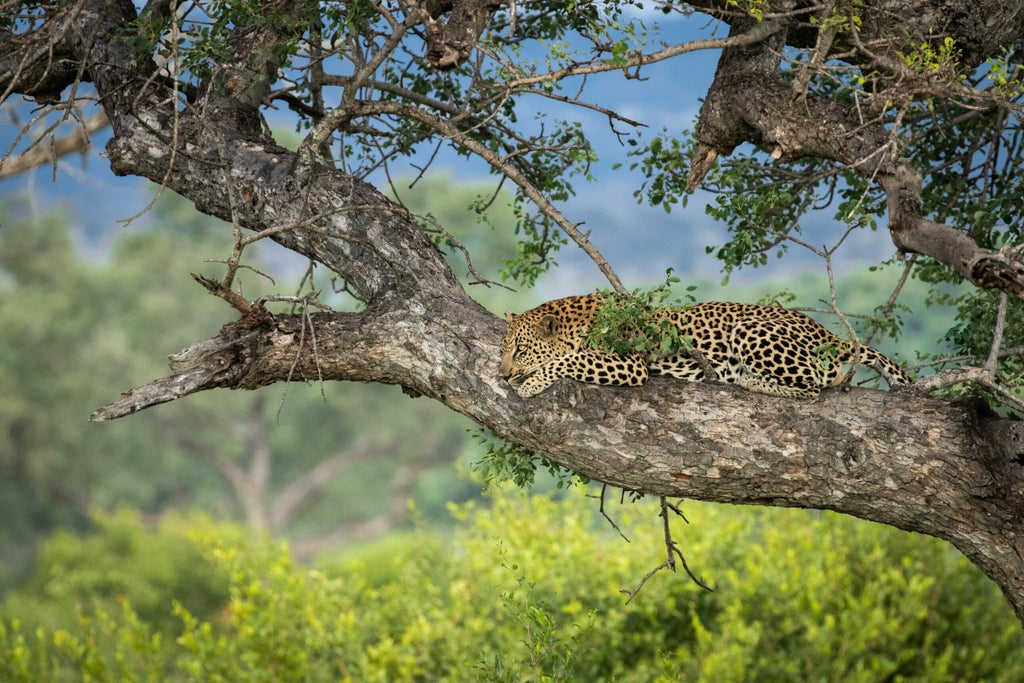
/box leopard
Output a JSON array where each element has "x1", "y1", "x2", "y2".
[{"x1": 499, "y1": 293, "x2": 911, "y2": 398}]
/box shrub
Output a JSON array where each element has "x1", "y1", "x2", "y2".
[{"x1": 2, "y1": 492, "x2": 1021, "y2": 681}]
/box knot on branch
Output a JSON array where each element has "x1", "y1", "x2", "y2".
[
  {"x1": 969, "y1": 253, "x2": 1024, "y2": 299},
  {"x1": 421, "y1": 0, "x2": 502, "y2": 70},
  {"x1": 686, "y1": 143, "x2": 720, "y2": 192},
  {"x1": 166, "y1": 330, "x2": 257, "y2": 377}
]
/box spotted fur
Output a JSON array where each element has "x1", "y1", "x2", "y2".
[{"x1": 499, "y1": 293, "x2": 911, "y2": 398}]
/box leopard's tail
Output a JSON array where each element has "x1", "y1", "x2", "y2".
[{"x1": 855, "y1": 345, "x2": 912, "y2": 388}]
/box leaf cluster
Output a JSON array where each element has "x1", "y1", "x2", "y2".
[
  {"x1": 938, "y1": 289, "x2": 1024, "y2": 402},
  {"x1": 584, "y1": 269, "x2": 697, "y2": 362},
  {"x1": 470, "y1": 428, "x2": 588, "y2": 491},
  {"x1": 129, "y1": 0, "x2": 311, "y2": 85},
  {"x1": 897, "y1": 36, "x2": 963, "y2": 76},
  {"x1": 618, "y1": 132, "x2": 695, "y2": 212}
]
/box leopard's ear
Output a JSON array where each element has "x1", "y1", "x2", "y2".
[
  {"x1": 538, "y1": 314, "x2": 560, "y2": 338},
  {"x1": 504, "y1": 311, "x2": 515, "y2": 322}
]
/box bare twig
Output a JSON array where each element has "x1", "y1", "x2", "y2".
[
  {"x1": 217, "y1": 133, "x2": 248, "y2": 294},
  {"x1": 914, "y1": 347, "x2": 1024, "y2": 370},
  {"x1": 621, "y1": 496, "x2": 712, "y2": 603},
  {"x1": 915, "y1": 366, "x2": 1024, "y2": 414},
  {"x1": 192, "y1": 273, "x2": 253, "y2": 315},
  {"x1": 404, "y1": 207, "x2": 514, "y2": 291},
  {"x1": 258, "y1": 292, "x2": 331, "y2": 415},
  {"x1": 116, "y1": 5, "x2": 189, "y2": 227},
  {"x1": 621, "y1": 558, "x2": 675, "y2": 604},
  {"x1": 770, "y1": 224, "x2": 867, "y2": 379},
  {"x1": 503, "y1": 19, "x2": 788, "y2": 90},
  {"x1": 345, "y1": 99, "x2": 628, "y2": 294},
  {"x1": 587, "y1": 483, "x2": 631, "y2": 543},
  {"x1": 791, "y1": 0, "x2": 838, "y2": 99},
  {"x1": 866, "y1": 255, "x2": 916, "y2": 346},
  {"x1": 660, "y1": 497, "x2": 713, "y2": 592},
  {"x1": 0, "y1": 108, "x2": 108, "y2": 178},
  {"x1": 985, "y1": 292, "x2": 1009, "y2": 377}
]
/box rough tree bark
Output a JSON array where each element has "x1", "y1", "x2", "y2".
[{"x1": 3, "y1": 0, "x2": 1024, "y2": 624}]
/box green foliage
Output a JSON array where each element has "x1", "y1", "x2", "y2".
[
  {"x1": 477, "y1": 543, "x2": 597, "y2": 683},
  {"x1": 1, "y1": 510, "x2": 229, "y2": 637},
  {"x1": 129, "y1": 0, "x2": 311, "y2": 87},
  {"x1": 897, "y1": 36, "x2": 962, "y2": 75},
  {"x1": 618, "y1": 131, "x2": 694, "y2": 212},
  {"x1": 911, "y1": 107, "x2": 1024, "y2": 270},
  {"x1": 585, "y1": 269, "x2": 698, "y2": 361},
  {"x1": 701, "y1": 156, "x2": 868, "y2": 275},
  {"x1": 982, "y1": 49, "x2": 1024, "y2": 97},
  {"x1": 0, "y1": 510, "x2": 230, "y2": 679},
  {"x1": 173, "y1": 498, "x2": 1024, "y2": 681},
  {"x1": 808, "y1": 2, "x2": 863, "y2": 32},
  {"x1": 470, "y1": 428, "x2": 588, "y2": 491},
  {"x1": 623, "y1": 130, "x2": 885, "y2": 277},
  {"x1": 939, "y1": 289, "x2": 1024, "y2": 406},
  {"x1": 502, "y1": 208, "x2": 570, "y2": 289},
  {"x1": 2, "y1": 493, "x2": 1021, "y2": 681},
  {"x1": 0, "y1": 600, "x2": 167, "y2": 683},
  {"x1": 726, "y1": 0, "x2": 772, "y2": 21}
]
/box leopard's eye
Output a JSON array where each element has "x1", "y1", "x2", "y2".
[{"x1": 513, "y1": 346, "x2": 529, "y2": 362}]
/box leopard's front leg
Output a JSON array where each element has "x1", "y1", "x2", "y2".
[{"x1": 514, "y1": 351, "x2": 650, "y2": 397}]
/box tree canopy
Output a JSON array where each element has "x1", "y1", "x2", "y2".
[{"x1": 2, "y1": 1, "x2": 1024, "y2": 623}]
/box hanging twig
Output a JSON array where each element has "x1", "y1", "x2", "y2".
[
  {"x1": 620, "y1": 496, "x2": 712, "y2": 603},
  {"x1": 587, "y1": 484, "x2": 631, "y2": 543}
]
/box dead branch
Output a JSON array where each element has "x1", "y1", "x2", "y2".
[
  {"x1": 622, "y1": 496, "x2": 712, "y2": 604},
  {"x1": 0, "y1": 109, "x2": 108, "y2": 178}
]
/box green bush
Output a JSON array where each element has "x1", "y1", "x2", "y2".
[
  {"x1": 4, "y1": 510, "x2": 229, "y2": 631},
  {"x1": 1, "y1": 492, "x2": 1020, "y2": 682},
  {"x1": 0, "y1": 510, "x2": 231, "y2": 681}
]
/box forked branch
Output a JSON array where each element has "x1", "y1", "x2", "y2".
[{"x1": 621, "y1": 496, "x2": 713, "y2": 604}]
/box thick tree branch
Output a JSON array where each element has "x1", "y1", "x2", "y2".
[
  {"x1": 684, "y1": 0, "x2": 1024, "y2": 67},
  {"x1": 419, "y1": 0, "x2": 505, "y2": 70},
  {"x1": 688, "y1": 14, "x2": 1024, "y2": 297},
  {"x1": 0, "y1": 5, "x2": 83, "y2": 103},
  {"x1": 89, "y1": 289, "x2": 1024, "y2": 621},
  {"x1": 879, "y1": 167, "x2": 1024, "y2": 295}
]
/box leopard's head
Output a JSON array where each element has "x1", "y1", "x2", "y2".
[{"x1": 498, "y1": 310, "x2": 575, "y2": 389}]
